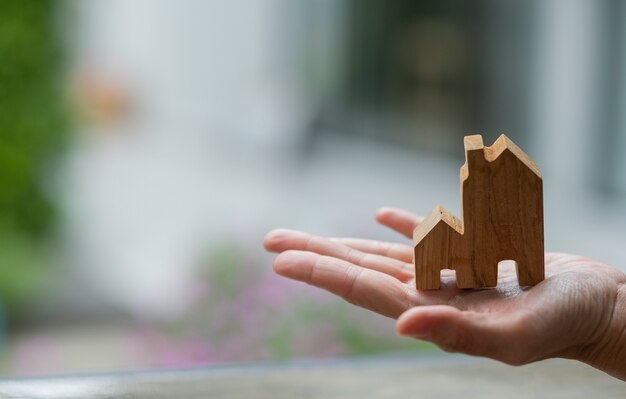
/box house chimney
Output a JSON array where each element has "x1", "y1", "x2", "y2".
[{"x1": 463, "y1": 134, "x2": 485, "y2": 169}]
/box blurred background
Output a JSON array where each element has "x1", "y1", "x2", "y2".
[{"x1": 1, "y1": 0, "x2": 626, "y2": 375}]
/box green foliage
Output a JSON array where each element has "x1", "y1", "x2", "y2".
[
  {"x1": 0, "y1": 0, "x2": 67, "y2": 239},
  {"x1": 0, "y1": 227, "x2": 49, "y2": 312},
  {"x1": 0, "y1": 1, "x2": 67, "y2": 312}
]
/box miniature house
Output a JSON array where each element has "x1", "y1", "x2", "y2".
[{"x1": 413, "y1": 134, "x2": 544, "y2": 289}]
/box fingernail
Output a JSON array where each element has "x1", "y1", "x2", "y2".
[
  {"x1": 401, "y1": 332, "x2": 429, "y2": 340},
  {"x1": 403, "y1": 333, "x2": 430, "y2": 340},
  {"x1": 397, "y1": 325, "x2": 430, "y2": 339}
]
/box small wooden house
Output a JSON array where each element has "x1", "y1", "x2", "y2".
[{"x1": 413, "y1": 135, "x2": 544, "y2": 289}]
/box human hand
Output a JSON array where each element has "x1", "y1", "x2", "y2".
[{"x1": 264, "y1": 207, "x2": 626, "y2": 380}]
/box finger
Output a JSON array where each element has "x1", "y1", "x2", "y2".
[
  {"x1": 396, "y1": 306, "x2": 544, "y2": 365},
  {"x1": 273, "y1": 250, "x2": 416, "y2": 318},
  {"x1": 265, "y1": 229, "x2": 413, "y2": 282},
  {"x1": 328, "y1": 238, "x2": 414, "y2": 263},
  {"x1": 375, "y1": 207, "x2": 424, "y2": 239}
]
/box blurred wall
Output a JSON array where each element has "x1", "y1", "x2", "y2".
[{"x1": 57, "y1": 0, "x2": 626, "y2": 320}]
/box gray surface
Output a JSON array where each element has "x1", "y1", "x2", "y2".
[{"x1": 0, "y1": 354, "x2": 624, "y2": 398}]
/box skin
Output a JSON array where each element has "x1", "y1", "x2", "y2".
[{"x1": 264, "y1": 207, "x2": 626, "y2": 380}]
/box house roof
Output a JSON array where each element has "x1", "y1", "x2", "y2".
[{"x1": 464, "y1": 134, "x2": 542, "y2": 179}]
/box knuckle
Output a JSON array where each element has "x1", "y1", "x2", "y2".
[
  {"x1": 401, "y1": 285, "x2": 418, "y2": 310},
  {"x1": 345, "y1": 248, "x2": 364, "y2": 264},
  {"x1": 342, "y1": 265, "x2": 365, "y2": 300},
  {"x1": 305, "y1": 235, "x2": 322, "y2": 252}
]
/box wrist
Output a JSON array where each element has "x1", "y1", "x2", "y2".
[{"x1": 575, "y1": 283, "x2": 626, "y2": 380}]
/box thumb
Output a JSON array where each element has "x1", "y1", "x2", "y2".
[{"x1": 396, "y1": 306, "x2": 542, "y2": 366}]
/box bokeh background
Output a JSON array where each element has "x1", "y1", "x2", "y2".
[{"x1": 2, "y1": 0, "x2": 626, "y2": 375}]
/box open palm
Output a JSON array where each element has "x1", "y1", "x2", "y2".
[{"x1": 264, "y1": 207, "x2": 626, "y2": 378}]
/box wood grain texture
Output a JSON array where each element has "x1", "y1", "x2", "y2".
[{"x1": 413, "y1": 134, "x2": 544, "y2": 289}]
